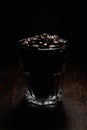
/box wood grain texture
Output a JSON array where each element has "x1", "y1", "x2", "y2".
[{"x1": 0, "y1": 55, "x2": 87, "y2": 130}]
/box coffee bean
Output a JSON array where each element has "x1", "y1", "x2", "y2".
[
  {"x1": 49, "y1": 44, "x2": 56, "y2": 48},
  {"x1": 19, "y1": 33, "x2": 67, "y2": 51},
  {"x1": 32, "y1": 44, "x2": 39, "y2": 48}
]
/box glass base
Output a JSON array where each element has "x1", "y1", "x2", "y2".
[{"x1": 25, "y1": 88, "x2": 62, "y2": 108}]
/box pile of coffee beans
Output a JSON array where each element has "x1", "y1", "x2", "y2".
[{"x1": 19, "y1": 33, "x2": 67, "y2": 51}]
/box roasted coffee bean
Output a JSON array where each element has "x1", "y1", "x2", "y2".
[{"x1": 19, "y1": 33, "x2": 67, "y2": 50}]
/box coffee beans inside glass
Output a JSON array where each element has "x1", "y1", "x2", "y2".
[{"x1": 18, "y1": 33, "x2": 69, "y2": 108}]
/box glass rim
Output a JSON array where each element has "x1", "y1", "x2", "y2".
[{"x1": 17, "y1": 36, "x2": 69, "y2": 52}]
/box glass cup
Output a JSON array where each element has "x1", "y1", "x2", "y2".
[{"x1": 17, "y1": 33, "x2": 69, "y2": 108}]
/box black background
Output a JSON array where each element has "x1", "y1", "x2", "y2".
[{"x1": 0, "y1": 1, "x2": 86, "y2": 64}]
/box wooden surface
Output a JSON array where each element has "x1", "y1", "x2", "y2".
[{"x1": 0, "y1": 54, "x2": 87, "y2": 130}]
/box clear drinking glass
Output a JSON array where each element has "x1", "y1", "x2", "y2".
[{"x1": 17, "y1": 33, "x2": 69, "y2": 108}]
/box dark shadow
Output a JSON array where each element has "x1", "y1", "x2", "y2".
[{"x1": 3, "y1": 98, "x2": 67, "y2": 130}]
